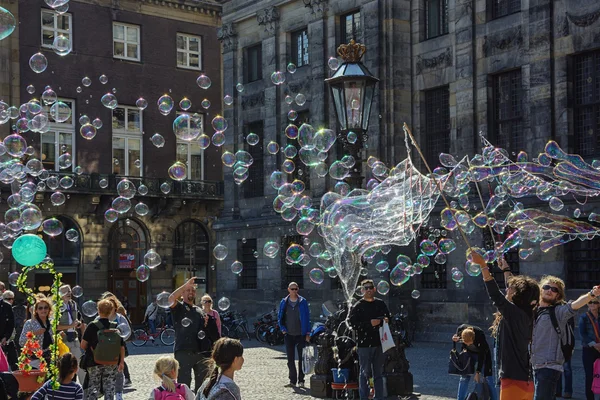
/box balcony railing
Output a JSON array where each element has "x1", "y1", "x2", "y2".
[{"x1": 39, "y1": 172, "x2": 223, "y2": 200}]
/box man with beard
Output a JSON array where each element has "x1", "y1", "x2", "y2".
[
  {"x1": 531, "y1": 276, "x2": 600, "y2": 399},
  {"x1": 168, "y1": 277, "x2": 219, "y2": 391}
]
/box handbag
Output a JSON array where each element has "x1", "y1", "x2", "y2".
[
  {"x1": 302, "y1": 345, "x2": 316, "y2": 375},
  {"x1": 475, "y1": 380, "x2": 491, "y2": 400},
  {"x1": 0, "y1": 347, "x2": 8, "y2": 373},
  {"x1": 448, "y1": 342, "x2": 475, "y2": 375},
  {"x1": 379, "y1": 321, "x2": 395, "y2": 353}
]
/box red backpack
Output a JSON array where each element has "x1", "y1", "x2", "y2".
[{"x1": 153, "y1": 383, "x2": 187, "y2": 400}]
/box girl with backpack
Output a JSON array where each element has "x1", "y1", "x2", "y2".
[
  {"x1": 31, "y1": 353, "x2": 84, "y2": 399},
  {"x1": 197, "y1": 338, "x2": 244, "y2": 400},
  {"x1": 149, "y1": 356, "x2": 195, "y2": 400}
]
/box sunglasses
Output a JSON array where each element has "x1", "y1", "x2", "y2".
[
  {"x1": 289, "y1": 288, "x2": 299, "y2": 291},
  {"x1": 542, "y1": 285, "x2": 560, "y2": 293},
  {"x1": 203, "y1": 300, "x2": 212, "y2": 303},
  {"x1": 37, "y1": 306, "x2": 49, "y2": 310},
  {"x1": 4, "y1": 298, "x2": 14, "y2": 301},
  {"x1": 363, "y1": 286, "x2": 375, "y2": 290},
  {"x1": 590, "y1": 301, "x2": 600, "y2": 305}
]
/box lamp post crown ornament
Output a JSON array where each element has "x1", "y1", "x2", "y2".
[{"x1": 337, "y1": 40, "x2": 366, "y2": 63}]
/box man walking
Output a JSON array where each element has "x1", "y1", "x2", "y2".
[
  {"x1": 349, "y1": 279, "x2": 390, "y2": 400},
  {"x1": 56, "y1": 284, "x2": 85, "y2": 383},
  {"x1": 144, "y1": 297, "x2": 159, "y2": 335},
  {"x1": 532, "y1": 275, "x2": 600, "y2": 399},
  {"x1": 278, "y1": 282, "x2": 311, "y2": 388},
  {"x1": 168, "y1": 277, "x2": 218, "y2": 392}
]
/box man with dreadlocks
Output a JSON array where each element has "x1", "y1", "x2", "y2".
[{"x1": 472, "y1": 252, "x2": 540, "y2": 400}]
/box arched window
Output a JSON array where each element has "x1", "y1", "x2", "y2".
[
  {"x1": 173, "y1": 220, "x2": 209, "y2": 292},
  {"x1": 110, "y1": 219, "x2": 148, "y2": 271}
]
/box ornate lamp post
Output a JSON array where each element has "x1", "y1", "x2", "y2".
[{"x1": 325, "y1": 40, "x2": 379, "y2": 188}]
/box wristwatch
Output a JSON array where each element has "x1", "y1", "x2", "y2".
[{"x1": 589, "y1": 290, "x2": 596, "y2": 298}]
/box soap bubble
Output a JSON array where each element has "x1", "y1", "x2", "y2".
[
  {"x1": 179, "y1": 97, "x2": 192, "y2": 111},
  {"x1": 112, "y1": 197, "x2": 131, "y2": 214},
  {"x1": 197, "y1": 330, "x2": 206, "y2": 340},
  {"x1": 212, "y1": 132, "x2": 225, "y2": 146},
  {"x1": 211, "y1": 115, "x2": 228, "y2": 132},
  {"x1": 52, "y1": 35, "x2": 71, "y2": 56},
  {"x1": 181, "y1": 318, "x2": 192, "y2": 328},
  {"x1": 82, "y1": 76, "x2": 92, "y2": 87},
  {"x1": 157, "y1": 291, "x2": 174, "y2": 309},
  {"x1": 42, "y1": 88, "x2": 57, "y2": 105},
  {"x1": 287, "y1": 110, "x2": 297, "y2": 121},
  {"x1": 309, "y1": 268, "x2": 325, "y2": 284},
  {"x1": 168, "y1": 162, "x2": 187, "y2": 181},
  {"x1": 117, "y1": 322, "x2": 131, "y2": 339},
  {"x1": 8, "y1": 272, "x2": 18, "y2": 286},
  {"x1": 549, "y1": 197, "x2": 564, "y2": 211},
  {"x1": 99, "y1": 179, "x2": 109, "y2": 189},
  {"x1": 173, "y1": 114, "x2": 202, "y2": 141},
  {"x1": 26, "y1": 85, "x2": 35, "y2": 94},
  {"x1": 287, "y1": 63, "x2": 297, "y2": 73},
  {"x1": 420, "y1": 240, "x2": 438, "y2": 256},
  {"x1": 267, "y1": 141, "x2": 280, "y2": 154},
  {"x1": 451, "y1": 268, "x2": 464, "y2": 283},
  {"x1": 201, "y1": 99, "x2": 211, "y2": 109},
  {"x1": 213, "y1": 244, "x2": 228, "y2": 261},
  {"x1": 117, "y1": 179, "x2": 136, "y2": 199},
  {"x1": 197, "y1": 74, "x2": 212, "y2": 89},
  {"x1": 99, "y1": 74, "x2": 108, "y2": 84},
  {"x1": 42, "y1": 218, "x2": 63, "y2": 236},
  {"x1": 101, "y1": 93, "x2": 118, "y2": 109},
  {"x1": 328, "y1": 57, "x2": 339, "y2": 70},
  {"x1": 375, "y1": 260, "x2": 389, "y2": 272},
  {"x1": 390, "y1": 264, "x2": 409, "y2": 286},
  {"x1": 231, "y1": 260, "x2": 243, "y2": 274},
  {"x1": 160, "y1": 182, "x2": 171, "y2": 194},
  {"x1": 135, "y1": 202, "x2": 149, "y2": 216},
  {"x1": 465, "y1": 261, "x2": 481, "y2": 277},
  {"x1": 80, "y1": 124, "x2": 97, "y2": 140},
  {"x1": 104, "y1": 208, "x2": 118, "y2": 223},
  {"x1": 246, "y1": 133, "x2": 260, "y2": 146},
  {"x1": 236, "y1": 83, "x2": 244, "y2": 92},
  {"x1": 65, "y1": 229, "x2": 79, "y2": 242},
  {"x1": 144, "y1": 249, "x2": 162, "y2": 268},
  {"x1": 377, "y1": 281, "x2": 390, "y2": 295},
  {"x1": 136, "y1": 265, "x2": 150, "y2": 282},
  {"x1": 29, "y1": 53, "x2": 48, "y2": 73},
  {"x1": 263, "y1": 241, "x2": 280, "y2": 258},
  {"x1": 0, "y1": 7, "x2": 16, "y2": 41},
  {"x1": 270, "y1": 71, "x2": 286, "y2": 85},
  {"x1": 218, "y1": 297, "x2": 231, "y2": 311},
  {"x1": 286, "y1": 244, "x2": 305, "y2": 263},
  {"x1": 151, "y1": 133, "x2": 165, "y2": 148},
  {"x1": 438, "y1": 238, "x2": 457, "y2": 254},
  {"x1": 82, "y1": 301, "x2": 98, "y2": 317},
  {"x1": 411, "y1": 290, "x2": 421, "y2": 299},
  {"x1": 136, "y1": 97, "x2": 148, "y2": 110},
  {"x1": 295, "y1": 93, "x2": 306, "y2": 106},
  {"x1": 50, "y1": 101, "x2": 71, "y2": 123},
  {"x1": 4, "y1": 134, "x2": 27, "y2": 157},
  {"x1": 71, "y1": 285, "x2": 83, "y2": 298},
  {"x1": 157, "y1": 95, "x2": 174, "y2": 115},
  {"x1": 224, "y1": 95, "x2": 233, "y2": 105}
]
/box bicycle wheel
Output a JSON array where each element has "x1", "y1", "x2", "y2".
[
  {"x1": 160, "y1": 328, "x2": 176, "y2": 346},
  {"x1": 221, "y1": 325, "x2": 230, "y2": 338},
  {"x1": 255, "y1": 324, "x2": 269, "y2": 342},
  {"x1": 234, "y1": 325, "x2": 250, "y2": 341},
  {"x1": 131, "y1": 329, "x2": 147, "y2": 347}
]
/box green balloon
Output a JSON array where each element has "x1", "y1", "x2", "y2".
[{"x1": 12, "y1": 234, "x2": 47, "y2": 266}]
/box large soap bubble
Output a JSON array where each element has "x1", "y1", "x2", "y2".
[
  {"x1": 0, "y1": 7, "x2": 16, "y2": 41},
  {"x1": 157, "y1": 291, "x2": 174, "y2": 309},
  {"x1": 12, "y1": 234, "x2": 47, "y2": 266}
]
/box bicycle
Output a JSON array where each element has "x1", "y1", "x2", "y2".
[
  {"x1": 131, "y1": 321, "x2": 175, "y2": 346},
  {"x1": 221, "y1": 310, "x2": 251, "y2": 341}
]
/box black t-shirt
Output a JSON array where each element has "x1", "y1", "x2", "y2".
[
  {"x1": 171, "y1": 301, "x2": 211, "y2": 353},
  {"x1": 349, "y1": 298, "x2": 390, "y2": 347},
  {"x1": 82, "y1": 318, "x2": 125, "y2": 350}
]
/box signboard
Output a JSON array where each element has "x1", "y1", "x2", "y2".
[{"x1": 119, "y1": 253, "x2": 135, "y2": 269}]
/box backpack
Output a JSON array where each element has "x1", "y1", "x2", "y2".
[
  {"x1": 548, "y1": 307, "x2": 575, "y2": 362},
  {"x1": 153, "y1": 383, "x2": 186, "y2": 400},
  {"x1": 92, "y1": 321, "x2": 121, "y2": 365}
]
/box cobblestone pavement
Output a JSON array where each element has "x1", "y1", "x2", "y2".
[{"x1": 123, "y1": 341, "x2": 587, "y2": 399}]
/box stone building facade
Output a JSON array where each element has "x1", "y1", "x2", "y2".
[
  {"x1": 216, "y1": 0, "x2": 600, "y2": 330},
  {"x1": 0, "y1": 0, "x2": 224, "y2": 323}
]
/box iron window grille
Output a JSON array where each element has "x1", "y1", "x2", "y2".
[
  {"x1": 238, "y1": 239, "x2": 258, "y2": 289},
  {"x1": 492, "y1": 0, "x2": 521, "y2": 19},
  {"x1": 245, "y1": 44, "x2": 262, "y2": 83},
  {"x1": 341, "y1": 11, "x2": 361, "y2": 44},
  {"x1": 243, "y1": 122, "x2": 264, "y2": 198},
  {"x1": 425, "y1": 0, "x2": 449, "y2": 39},
  {"x1": 573, "y1": 51, "x2": 600, "y2": 158},
  {"x1": 291, "y1": 29, "x2": 309, "y2": 68},
  {"x1": 424, "y1": 86, "x2": 451, "y2": 168},
  {"x1": 491, "y1": 69, "x2": 524, "y2": 154},
  {"x1": 281, "y1": 235, "x2": 304, "y2": 289}
]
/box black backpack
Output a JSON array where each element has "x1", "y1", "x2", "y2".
[{"x1": 548, "y1": 307, "x2": 575, "y2": 362}]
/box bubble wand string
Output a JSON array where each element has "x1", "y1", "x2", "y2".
[{"x1": 402, "y1": 122, "x2": 473, "y2": 252}]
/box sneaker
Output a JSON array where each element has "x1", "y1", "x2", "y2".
[
  {"x1": 298, "y1": 381, "x2": 305, "y2": 387},
  {"x1": 116, "y1": 393, "x2": 123, "y2": 400},
  {"x1": 124, "y1": 379, "x2": 132, "y2": 387},
  {"x1": 284, "y1": 383, "x2": 295, "y2": 388}
]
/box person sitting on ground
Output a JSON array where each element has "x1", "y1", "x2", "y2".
[
  {"x1": 197, "y1": 338, "x2": 244, "y2": 400},
  {"x1": 148, "y1": 355, "x2": 195, "y2": 400},
  {"x1": 31, "y1": 353, "x2": 84, "y2": 399}
]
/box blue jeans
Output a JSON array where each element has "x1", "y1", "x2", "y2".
[
  {"x1": 357, "y1": 347, "x2": 384, "y2": 400},
  {"x1": 533, "y1": 368, "x2": 562, "y2": 400},
  {"x1": 555, "y1": 359, "x2": 572, "y2": 396},
  {"x1": 284, "y1": 334, "x2": 305, "y2": 385},
  {"x1": 148, "y1": 319, "x2": 156, "y2": 334},
  {"x1": 457, "y1": 375, "x2": 499, "y2": 400}
]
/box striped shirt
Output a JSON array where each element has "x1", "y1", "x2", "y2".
[{"x1": 31, "y1": 381, "x2": 84, "y2": 400}]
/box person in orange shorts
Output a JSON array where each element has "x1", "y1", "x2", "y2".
[{"x1": 471, "y1": 252, "x2": 539, "y2": 400}]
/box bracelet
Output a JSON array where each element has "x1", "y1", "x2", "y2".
[{"x1": 501, "y1": 268, "x2": 511, "y2": 272}]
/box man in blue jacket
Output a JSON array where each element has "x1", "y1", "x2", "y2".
[{"x1": 278, "y1": 281, "x2": 311, "y2": 387}]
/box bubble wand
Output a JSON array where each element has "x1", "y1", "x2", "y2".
[{"x1": 402, "y1": 122, "x2": 473, "y2": 252}]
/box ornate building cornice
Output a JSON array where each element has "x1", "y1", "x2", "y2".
[
  {"x1": 416, "y1": 47, "x2": 452, "y2": 75},
  {"x1": 242, "y1": 92, "x2": 265, "y2": 110},
  {"x1": 483, "y1": 27, "x2": 523, "y2": 57},
  {"x1": 134, "y1": 0, "x2": 222, "y2": 16},
  {"x1": 303, "y1": 0, "x2": 328, "y2": 14},
  {"x1": 217, "y1": 22, "x2": 236, "y2": 51},
  {"x1": 566, "y1": 7, "x2": 600, "y2": 28},
  {"x1": 256, "y1": 6, "x2": 279, "y2": 34}
]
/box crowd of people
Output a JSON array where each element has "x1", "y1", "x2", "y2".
[{"x1": 2, "y1": 258, "x2": 600, "y2": 400}]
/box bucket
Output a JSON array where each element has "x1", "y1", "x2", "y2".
[{"x1": 331, "y1": 368, "x2": 350, "y2": 383}]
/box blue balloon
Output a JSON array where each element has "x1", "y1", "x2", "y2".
[{"x1": 12, "y1": 234, "x2": 47, "y2": 267}]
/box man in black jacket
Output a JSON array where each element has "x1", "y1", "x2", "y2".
[
  {"x1": 349, "y1": 279, "x2": 390, "y2": 400},
  {"x1": 0, "y1": 283, "x2": 14, "y2": 365}
]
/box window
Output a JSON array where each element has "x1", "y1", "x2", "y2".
[
  {"x1": 112, "y1": 106, "x2": 142, "y2": 176},
  {"x1": 41, "y1": 10, "x2": 72, "y2": 50},
  {"x1": 291, "y1": 29, "x2": 309, "y2": 68},
  {"x1": 245, "y1": 45, "x2": 262, "y2": 83},
  {"x1": 341, "y1": 11, "x2": 361, "y2": 44},
  {"x1": 566, "y1": 238, "x2": 600, "y2": 289},
  {"x1": 573, "y1": 51, "x2": 600, "y2": 158},
  {"x1": 492, "y1": 0, "x2": 521, "y2": 19},
  {"x1": 176, "y1": 142, "x2": 204, "y2": 180},
  {"x1": 243, "y1": 122, "x2": 264, "y2": 198},
  {"x1": 113, "y1": 22, "x2": 140, "y2": 61},
  {"x1": 173, "y1": 221, "x2": 209, "y2": 294},
  {"x1": 425, "y1": 0, "x2": 448, "y2": 39},
  {"x1": 491, "y1": 70, "x2": 523, "y2": 154},
  {"x1": 238, "y1": 239, "x2": 258, "y2": 289},
  {"x1": 177, "y1": 33, "x2": 202, "y2": 70},
  {"x1": 289, "y1": 111, "x2": 310, "y2": 191},
  {"x1": 281, "y1": 235, "x2": 304, "y2": 289},
  {"x1": 424, "y1": 87, "x2": 450, "y2": 168},
  {"x1": 41, "y1": 99, "x2": 75, "y2": 172}
]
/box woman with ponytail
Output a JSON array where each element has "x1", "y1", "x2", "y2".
[
  {"x1": 149, "y1": 355, "x2": 195, "y2": 400},
  {"x1": 197, "y1": 338, "x2": 244, "y2": 400}
]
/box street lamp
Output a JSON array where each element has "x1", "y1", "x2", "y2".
[{"x1": 325, "y1": 40, "x2": 379, "y2": 188}]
